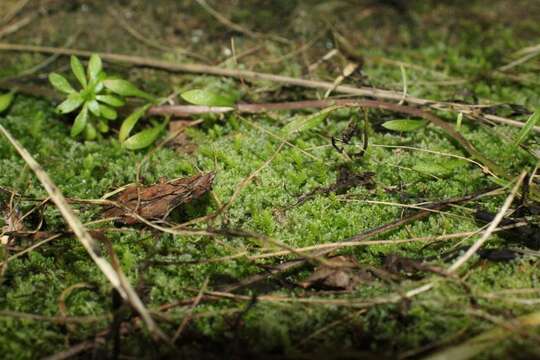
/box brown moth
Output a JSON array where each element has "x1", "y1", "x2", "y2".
[{"x1": 103, "y1": 172, "x2": 215, "y2": 224}]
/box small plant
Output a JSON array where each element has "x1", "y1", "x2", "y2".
[
  {"x1": 513, "y1": 109, "x2": 539, "y2": 147},
  {"x1": 413, "y1": 158, "x2": 465, "y2": 176},
  {"x1": 0, "y1": 89, "x2": 15, "y2": 113},
  {"x1": 282, "y1": 106, "x2": 340, "y2": 138},
  {"x1": 49, "y1": 54, "x2": 167, "y2": 149},
  {"x1": 382, "y1": 119, "x2": 426, "y2": 132},
  {"x1": 180, "y1": 89, "x2": 236, "y2": 107}
]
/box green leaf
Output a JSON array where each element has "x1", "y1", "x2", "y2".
[
  {"x1": 103, "y1": 79, "x2": 155, "y2": 101},
  {"x1": 96, "y1": 95, "x2": 125, "y2": 107},
  {"x1": 70, "y1": 56, "x2": 87, "y2": 88},
  {"x1": 413, "y1": 162, "x2": 449, "y2": 175},
  {"x1": 87, "y1": 100, "x2": 101, "y2": 117},
  {"x1": 29, "y1": 111, "x2": 45, "y2": 138},
  {"x1": 0, "y1": 90, "x2": 15, "y2": 113},
  {"x1": 282, "y1": 106, "x2": 339, "y2": 136},
  {"x1": 88, "y1": 54, "x2": 102, "y2": 81},
  {"x1": 456, "y1": 112, "x2": 463, "y2": 131},
  {"x1": 119, "y1": 104, "x2": 151, "y2": 142},
  {"x1": 382, "y1": 119, "x2": 426, "y2": 132},
  {"x1": 83, "y1": 154, "x2": 96, "y2": 171},
  {"x1": 413, "y1": 159, "x2": 465, "y2": 176},
  {"x1": 96, "y1": 119, "x2": 109, "y2": 133},
  {"x1": 94, "y1": 72, "x2": 107, "y2": 93},
  {"x1": 57, "y1": 94, "x2": 84, "y2": 114},
  {"x1": 514, "y1": 110, "x2": 539, "y2": 146},
  {"x1": 84, "y1": 122, "x2": 97, "y2": 141},
  {"x1": 180, "y1": 89, "x2": 235, "y2": 107},
  {"x1": 99, "y1": 104, "x2": 117, "y2": 120},
  {"x1": 49, "y1": 73, "x2": 76, "y2": 94},
  {"x1": 71, "y1": 105, "x2": 88, "y2": 137},
  {"x1": 122, "y1": 124, "x2": 164, "y2": 150}
]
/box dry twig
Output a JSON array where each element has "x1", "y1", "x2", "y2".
[
  {"x1": 447, "y1": 171, "x2": 527, "y2": 273},
  {"x1": 0, "y1": 124, "x2": 167, "y2": 341},
  {"x1": 0, "y1": 42, "x2": 532, "y2": 133}
]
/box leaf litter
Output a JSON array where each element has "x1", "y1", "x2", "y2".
[
  {"x1": 1, "y1": 0, "x2": 540, "y2": 358},
  {"x1": 280, "y1": 165, "x2": 375, "y2": 213},
  {"x1": 167, "y1": 120, "x2": 198, "y2": 154},
  {"x1": 102, "y1": 172, "x2": 214, "y2": 225},
  {"x1": 299, "y1": 255, "x2": 373, "y2": 291}
]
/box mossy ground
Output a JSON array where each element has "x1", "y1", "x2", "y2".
[{"x1": 0, "y1": 0, "x2": 539, "y2": 358}]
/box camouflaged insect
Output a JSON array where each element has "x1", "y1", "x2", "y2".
[{"x1": 103, "y1": 172, "x2": 215, "y2": 224}]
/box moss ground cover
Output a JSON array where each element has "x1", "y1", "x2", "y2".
[{"x1": 0, "y1": 0, "x2": 539, "y2": 358}]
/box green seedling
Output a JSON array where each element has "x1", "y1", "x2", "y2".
[
  {"x1": 382, "y1": 119, "x2": 426, "y2": 132},
  {"x1": 0, "y1": 90, "x2": 15, "y2": 113},
  {"x1": 514, "y1": 109, "x2": 539, "y2": 147},
  {"x1": 49, "y1": 54, "x2": 165, "y2": 149}
]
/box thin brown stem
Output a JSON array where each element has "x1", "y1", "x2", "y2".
[
  {"x1": 150, "y1": 99, "x2": 505, "y2": 177},
  {"x1": 0, "y1": 42, "x2": 528, "y2": 126},
  {"x1": 218, "y1": 189, "x2": 492, "y2": 293}
]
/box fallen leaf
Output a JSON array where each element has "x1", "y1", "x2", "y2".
[
  {"x1": 290, "y1": 166, "x2": 375, "y2": 209},
  {"x1": 1, "y1": 198, "x2": 24, "y2": 245},
  {"x1": 383, "y1": 254, "x2": 419, "y2": 274},
  {"x1": 169, "y1": 120, "x2": 191, "y2": 133},
  {"x1": 334, "y1": 166, "x2": 376, "y2": 193},
  {"x1": 475, "y1": 209, "x2": 540, "y2": 250},
  {"x1": 383, "y1": 253, "x2": 443, "y2": 277},
  {"x1": 477, "y1": 248, "x2": 517, "y2": 262},
  {"x1": 299, "y1": 256, "x2": 372, "y2": 290},
  {"x1": 168, "y1": 120, "x2": 197, "y2": 154},
  {"x1": 102, "y1": 172, "x2": 214, "y2": 224}
]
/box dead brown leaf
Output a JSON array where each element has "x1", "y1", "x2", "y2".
[
  {"x1": 167, "y1": 120, "x2": 198, "y2": 154},
  {"x1": 383, "y1": 253, "x2": 444, "y2": 278},
  {"x1": 299, "y1": 256, "x2": 372, "y2": 290},
  {"x1": 102, "y1": 172, "x2": 214, "y2": 224},
  {"x1": 278, "y1": 166, "x2": 375, "y2": 215},
  {"x1": 1, "y1": 196, "x2": 23, "y2": 246}
]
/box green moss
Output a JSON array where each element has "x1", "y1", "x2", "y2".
[{"x1": 0, "y1": 0, "x2": 539, "y2": 358}]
